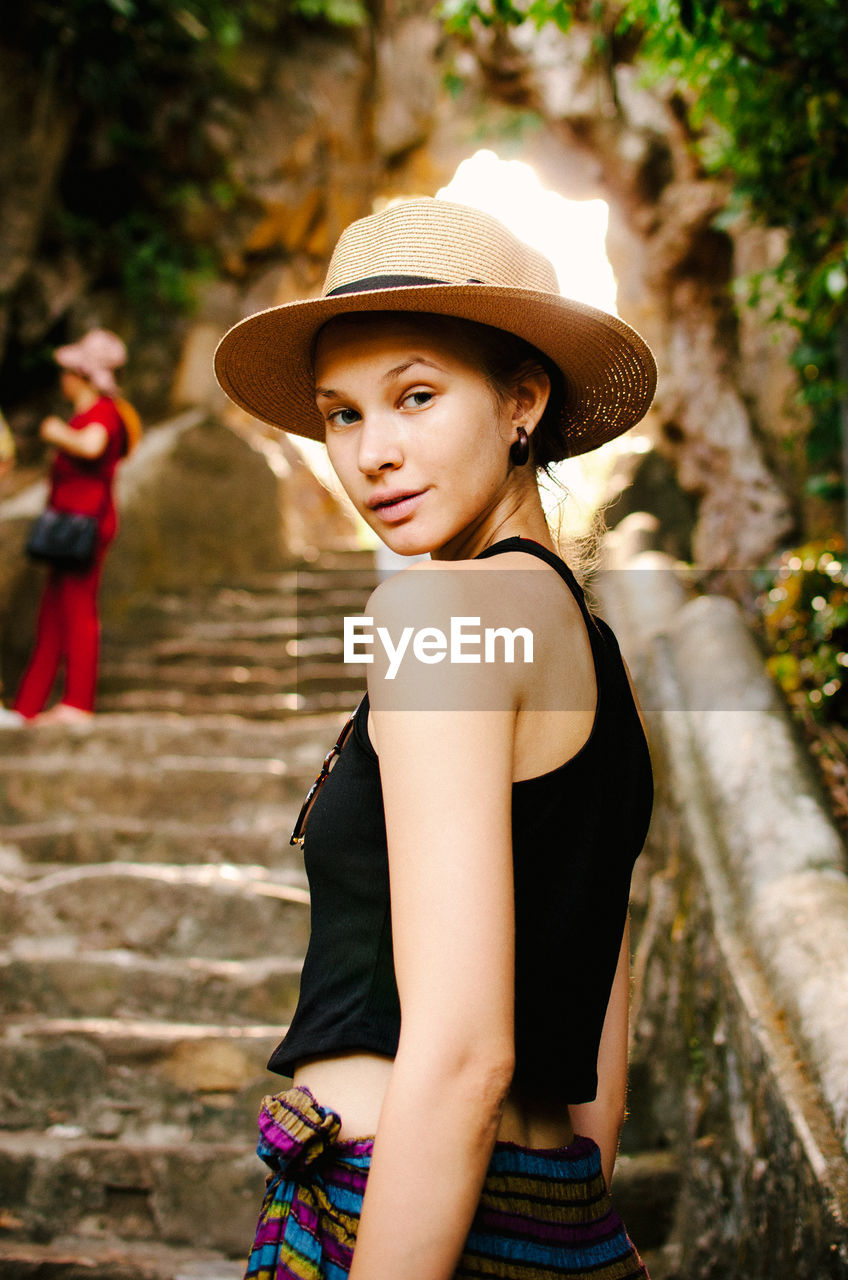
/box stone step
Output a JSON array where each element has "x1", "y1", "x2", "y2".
[
  {"x1": 0, "y1": 710, "x2": 350, "y2": 762},
  {"x1": 95, "y1": 658, "x2": 366, "y2": 696},
  {"x1": 0, "y1": 816, "x2": 307, "y2": 870},
  {"x1": 185, "y1": 569, "x2": 376, "y2": 601},
  {"x1": 0, "y1": 755, "x2": 310, "y2": 824},
  {"x1": 101, "y1": 633, "x2": 345, "y2": 666},
  {"x1": 4, "y1": 864, "x2": 310, "y2": 957},
  {"x1": 94, "y1": 686, "x2": 358, "y2": 718},
  {"x1": 0, "y1": 1129, "x2": 264, "y2": 1255},
  {"x1": 0, "y1": 1138, "x2": 680, "y2": 1274},
  {"x1": 185, "y1": 563, "x2": 377, "y2": 595},
  {"x1": 0, "y1": 1239, "x2": 679, "y2": 1280},
  {"x1": 114, "y1": 581, "x2": 375, "y2": 628},
  {"x1": 102, "y1": 610, "x2": 333, "y2": 647},
  {"x1": 1, "y1": 947, "x2": 303, "y2": 1025},
  {"x1": 638, "y1": 1243, "x2": 683, "y2": 1280},
  {"x1": 0, "y1": 1017, "x2": 285, "y2": 1140},
  {"x1": 0, "y1": 1239, "x2": 244, "y2": 1280},
  {"x1": 610, "y1": 1149, "x2": 680, "y2": 1252},
  {"x1": 109, "y1": 561, "x2": 376, "y2": 605}
]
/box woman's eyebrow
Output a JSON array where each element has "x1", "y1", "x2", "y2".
[
  {"x1": 315, "y1": 357, "x2": 444, "y2": 400},
  {"x1": 381, "y1": 357, "x2": 444, "y2": 383}
]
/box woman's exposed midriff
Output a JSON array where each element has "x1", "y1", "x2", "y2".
[{"x1": 292, "y1": 1051, "x2": 576, "y2": 1147}]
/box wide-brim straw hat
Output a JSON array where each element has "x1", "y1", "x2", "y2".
[{"x1": 215, "y1": 198, "x2": 656, "y2": 458}]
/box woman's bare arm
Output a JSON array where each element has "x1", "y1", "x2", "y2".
[
  {"x1": 568, "y1": 917, "x2": 631, "y2": 1187},
  {"x1": 347, "y1": 565, "x2": 519, "y2": 1280},
  {"x1": 568, "y1": 654, "x2": 647, "y2": 1186},
  {"x1": 40, "y1": 415, "x2": 108, "y2": 459}
]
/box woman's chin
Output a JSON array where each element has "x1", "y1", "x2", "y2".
[
  {"x1": 379, "y1": 534, "x2": 436, "y2": 558},
  {"x1": 371, "y1": 519, "x2": 439, "y2": 559}
]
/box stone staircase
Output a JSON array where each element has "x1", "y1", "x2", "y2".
[
  {"x1": 0, "y1": 551, "x2": 375, "y2": 1278},
  {"x1": 0, "y1": 547, "x2": 681, "y2": 1278}
]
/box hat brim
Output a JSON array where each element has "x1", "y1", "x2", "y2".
[{"x1": 214, "y1": 284, "x2": 656, "y2": 459}]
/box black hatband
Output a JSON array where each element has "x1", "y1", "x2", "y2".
[{"x1": 325, "y1": 274, "x2": 448, "y2": 296}]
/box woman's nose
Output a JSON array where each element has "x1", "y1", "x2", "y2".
[{"x1": 357, "y1": 413, "x2": 403, "y2": 473}]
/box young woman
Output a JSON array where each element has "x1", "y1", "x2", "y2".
[
  {"x1": 215, "y1": 198, "x2": 657, "y2": 1279},
  {"x1": 14, "y1": 328, "x2": 134, "y2": 725}
]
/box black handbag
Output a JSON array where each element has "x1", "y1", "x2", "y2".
[{"x1": 26, "y1": 507, "x2": 99, "y2": 569}]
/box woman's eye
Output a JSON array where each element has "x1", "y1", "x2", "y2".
[
  {"x1": 402, "y1": 390, "x2": 433, "y2": 409},
  {"x1": 328, "y1": 407, "x2": 360, "y2": 427}
]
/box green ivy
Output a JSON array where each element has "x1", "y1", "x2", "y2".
[{"x1": 756, "y1": 537, "x2": 848, "y2": 728}]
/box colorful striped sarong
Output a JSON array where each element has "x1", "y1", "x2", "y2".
[{"x1": 244, "y1": 1085, "x2": 650, "y2": 1280}]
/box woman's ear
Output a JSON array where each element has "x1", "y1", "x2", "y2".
[{"x1": 511, "y1": 362, "x2": 551, "y2": 434}]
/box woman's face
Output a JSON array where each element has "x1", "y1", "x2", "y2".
[
  {"x1": 313, "y1": 314, "x2": 545, "y2": 559},
  {"x1": 60, "y1": 369, "x2": 89, "y2": 403}
]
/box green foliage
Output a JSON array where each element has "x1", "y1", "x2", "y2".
[
  {"x1": 0, "y1": 0, "x2": 365, "y2": 328},
  {"x1": 757, "y1": 537, "x2": 848, "y2": 728},
  {"x1": 440, "y1": 0, "x2": 574, "y2": 34},
  {"x1": 439, "y1": 0, "x2": 848, "y2": 493}
]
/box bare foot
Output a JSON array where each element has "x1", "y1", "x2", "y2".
[{"x1": 33, "y1": 703, "x2": 94, "y2": 726}]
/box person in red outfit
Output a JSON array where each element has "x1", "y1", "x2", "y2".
[{"x1": 14, "y1": 329, "x2": 131, "y2": 726}]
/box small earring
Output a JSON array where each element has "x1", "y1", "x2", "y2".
[{"x1": 510, "y1": 424, "x2": 530, "y2": 466}]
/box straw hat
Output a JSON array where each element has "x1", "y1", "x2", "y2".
[
  {"x1": 215, "y1": 198, "x2": 656, "y2": 458},
  {"x1": 55, "y1": 328, "x2": 127, "y2": 399}
]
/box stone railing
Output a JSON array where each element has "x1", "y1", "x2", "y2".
[{"x1": 597, "y1": 516, "x2": 848, "y2": 1277}]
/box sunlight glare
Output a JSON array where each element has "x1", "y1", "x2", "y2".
[
  {"x1": 439, "y1": 150, "x2": 628, "y2": 535},
  {"x1": 438, "y1": 150, "x2": 618, "y2": 315}
]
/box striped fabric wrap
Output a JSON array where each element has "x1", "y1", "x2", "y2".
[{"x1": 243, "y1": 1085, "x2": 650, "y2": 1280}]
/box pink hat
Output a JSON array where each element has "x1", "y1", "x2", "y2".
[{"x1": 55, "y1": 328, "x2": 127, "y2": 398}]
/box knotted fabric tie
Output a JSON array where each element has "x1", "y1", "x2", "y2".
[
  {"x1": 246, "y1": 1085, "x2": 358, "y2": 1279},
  {"x1": 256, "y1": 1084, "x2": 341, "y2": 1177}
]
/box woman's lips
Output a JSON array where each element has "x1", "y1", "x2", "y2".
[{"x1": 369, "y1": 491, "x2": 425, "y2": 523}]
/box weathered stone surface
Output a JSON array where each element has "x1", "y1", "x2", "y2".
[
  {"x1": 603, "y1": 451, "x2": 698, "y2": 563},
  {"x1": 0, "y1": 1020, "x2": 281, "y2": 1138},
  {"x1": 170, "y1": 323, "x2": 231, "y2": 412},
  {"x1": 0, "y1": 815, "x2": 305, "y2": 870},
  {"x1": 1, "y1": 949, "x2": 302, "y2": 1025},
  {"x1": 374, "y1": 16, "x2": 441, "y2": 160},
  {"x1": 598, "y1": 538, "x2": 848, "y2": 1276},
  {"x1": 0, "y1": 709, "x2": 350, "y2": 764},
  {"x1": 609, "y1": 1150, "x2": 680, "y2": 1252},
  {"x1": 104, "y1": 412, "x2": 289, "y2": 604},
  {"x1": 0, "y1": 755, "x2": 304, "y2": 824},
  {"x1": 752, "y1": 871, "x2": 848, "y2": 1149},
  {"x1": 627, "y1": 764, "x2": 848, "y2": 1278},
  {"x1": 9, "y1": 866, "x2": 309, "y2": 958},
  {"x1": 0, "y1": 1036, "x2": 107, "y2": 1132},
  {"x1": 0, "y1": 1134, "x2": 263, "y2": 1252},
  {"x1": 0, "y1": 1239, "x2": 244, "y2": 1280},
  {"x1": 95, "y1": 685, "x2": 354, "y2": 718}
]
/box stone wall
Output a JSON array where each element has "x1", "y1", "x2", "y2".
[
  {"x1": 628, "y1": 749, "x2": 848, "y2": 1277},
  {"x1": 599, "y1": 521, "x2": 848, "y2": 1276}
]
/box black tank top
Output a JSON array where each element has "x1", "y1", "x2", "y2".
[{"x1": 268, "y1": 536, "x2": 653, "y2": 1102}]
